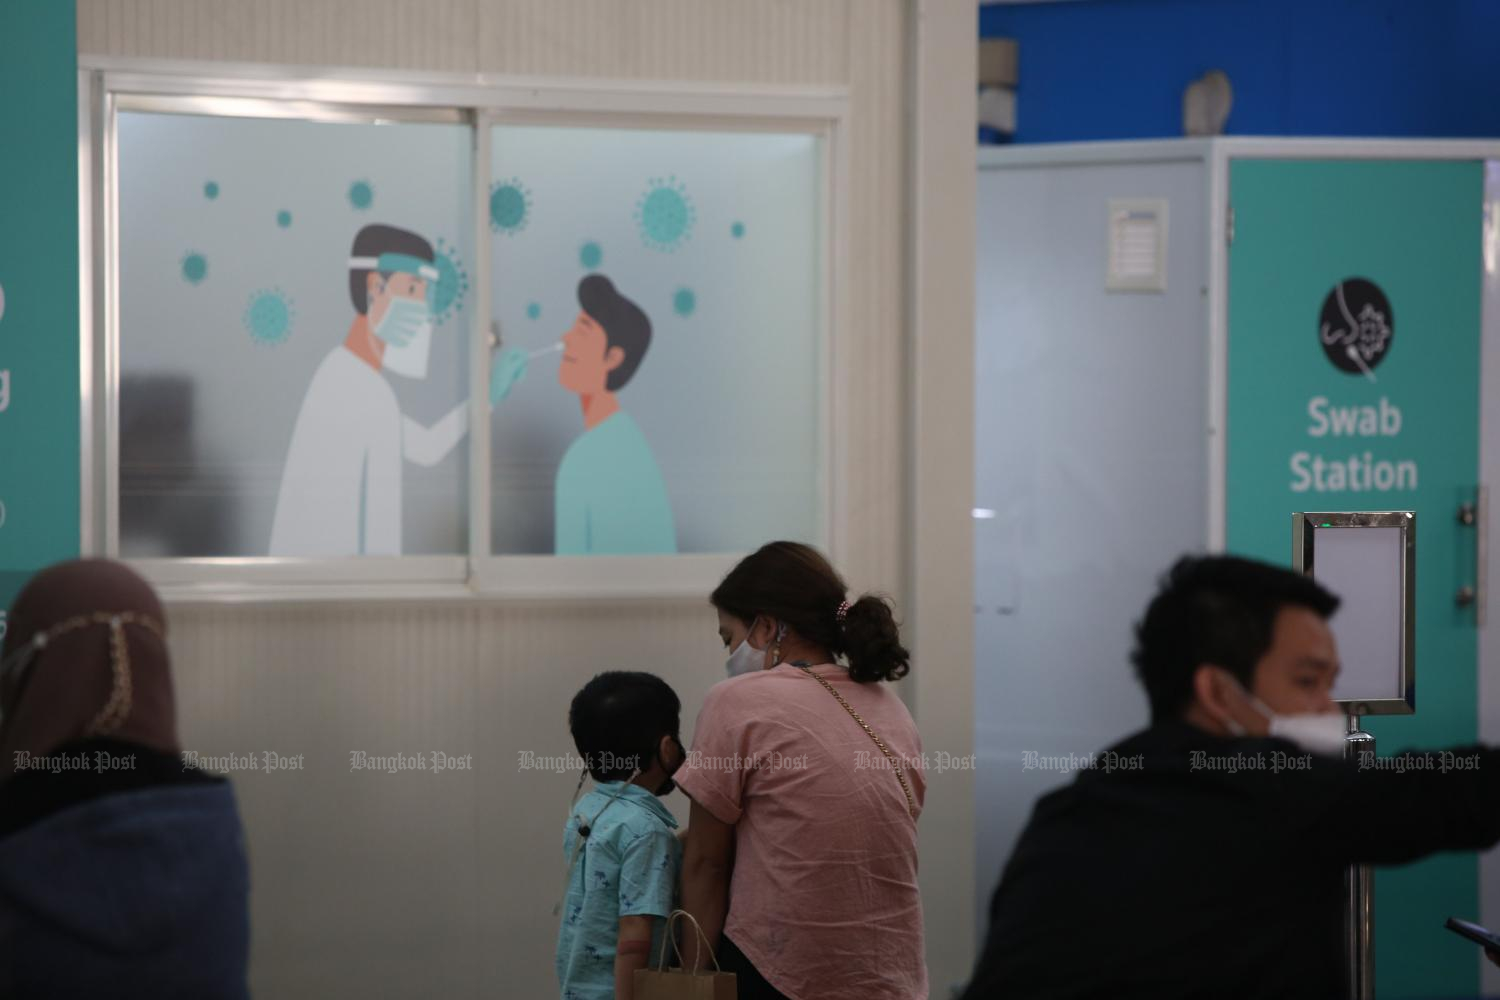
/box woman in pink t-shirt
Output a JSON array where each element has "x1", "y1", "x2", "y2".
[{"x1": 676, "y1": 542, "x2": 927, "y2": 1000}]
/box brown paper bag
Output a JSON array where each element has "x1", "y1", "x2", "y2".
[{"x1": 633, "y1": 910, "x2": 737, "y2": 1000}]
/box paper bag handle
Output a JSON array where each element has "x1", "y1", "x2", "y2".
[{"x1": 655, "y1": 909, "x2": 723, "y2": 974}]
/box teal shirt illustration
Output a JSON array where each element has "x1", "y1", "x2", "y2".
[
  {"x1": 556, "y1": 782, "x2": 681, "y2": 1000},
  {"x1": 551, "y1": 274, "x2": 676, "y2": 555},
  {"x1": 555, "y1": 411, "x2": 676, "y2": 555}
]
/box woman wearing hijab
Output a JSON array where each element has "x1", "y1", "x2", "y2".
[{"x1": 0, "y1": 560, "x2": 250, "y2": 1000}]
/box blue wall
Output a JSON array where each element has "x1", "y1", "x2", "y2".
[{"x1": 980, "y1": 0, "x2": 1500, "y2": 144}]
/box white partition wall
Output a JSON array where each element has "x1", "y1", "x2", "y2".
[
  {"x1": 976, "y1": 138, "x2": 1500, "y2": 995},
  {"x1": 973, "y1": 146, "x2": 1210, "y2": 933},
  {"x1": 74, "y1": 3, "x2": 956, "y2": 998}
]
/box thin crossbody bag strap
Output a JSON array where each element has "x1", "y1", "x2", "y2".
[{"x1": 797, "y1": 666, "x2": 918, "y2": 820}]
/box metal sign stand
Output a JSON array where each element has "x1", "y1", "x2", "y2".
[
  {"x1": 1345, "y1": 717, "x2": 1376, "y2": 1000},
  {"x1": 1294, "y1": 511, "x2": 1417, "y2": 1000}
]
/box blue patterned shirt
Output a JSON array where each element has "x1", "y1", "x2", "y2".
[{"x1": 556, "y1": 781, "x2": 681, "y2": 1000}]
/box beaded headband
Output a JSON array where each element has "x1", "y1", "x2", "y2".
[{"x1": 0, "y1": 611, "x2": 163, "y2": 736}]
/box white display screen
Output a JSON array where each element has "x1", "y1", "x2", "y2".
[{"x1": 1311, "y1": 525, "x2": 1407, "y2": 705}]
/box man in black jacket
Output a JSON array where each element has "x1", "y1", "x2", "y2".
[{"x1": 961, "y1": 555, "x2": 1500, "y2": 1000}]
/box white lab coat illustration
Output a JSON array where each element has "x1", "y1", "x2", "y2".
[{"x1": 269, "y1": 345, "x2": 466, "y2": 556}]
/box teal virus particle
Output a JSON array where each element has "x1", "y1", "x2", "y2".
[
  {"x1": 430, "y1": 238, "x2": 470, "y2": 326},
  {"x1": 731, "y1": 221, "x2": 746, "y2": 239},
  {"x1": 673, "y1": 287, "x2": 696, "y2": 318},
  {"x1": 203, "y1": 181, "x2": 219, "y2": 200},
  {"x1": 276, "y1": 210, "x2": 293, "y2": 228},
  {"x1": 579, "y1": 241, "x2": 603, "y2": 269},
  {"x1": 244, "y1": 288, "x2": 295, "y2": 346},
  {"x1": 489, "y1": 178, "x2": 532, "y2": 235},
  {"x1": 526, "y1": 302, "x2": 542, "y2": 320},
  {"x1": 348, "y1": 180, "x2": 375, "y2": 211},
  {"x1": 180, "y1": 252, "x2": 208, "y2": 286},
  {"x1": 635, "y1": 176, "x2": 696, "y2": 252}
]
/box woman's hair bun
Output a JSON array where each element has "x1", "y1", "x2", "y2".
[{"x1": 841, "y1": 594, "x2": 909, "y2": 683}]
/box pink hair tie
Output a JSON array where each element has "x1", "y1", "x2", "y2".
[{"x1": 836, "y1": 600, "x2": 851, "y2": 624}]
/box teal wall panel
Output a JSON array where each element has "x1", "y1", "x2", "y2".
[
  {"x1": 1227, "y1": 158, "x2": 1484, "y2": 998},
  {"x1": 0, "y1": 0, "x2": 80, "y2": 624}
]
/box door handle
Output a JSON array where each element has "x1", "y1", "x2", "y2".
[{"x1": 1458, "y1": 489, "x2": 1486, "y2": 626}]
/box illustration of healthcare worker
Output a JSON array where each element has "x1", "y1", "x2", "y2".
[
  {"x1": 269, "y1": 224, "x2": 527, "y2": 556},
  {"x1": 554, "y1": 275, "x2": 676, "y2": 555}
]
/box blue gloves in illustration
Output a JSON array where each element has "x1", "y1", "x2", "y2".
[
  {"x1": 372, "y1": 296, "x2": 431, "y2": 348},
  {"x1": 490, "y1": 347, "x2": 529, "y2": 405}
]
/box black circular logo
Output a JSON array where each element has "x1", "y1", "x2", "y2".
[{"x1": 1319, "y1": 278, "x2": 1393, "y2": 377}]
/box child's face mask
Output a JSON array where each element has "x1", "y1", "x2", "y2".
[{"x1": 654, "y1": 735, "x2": 685, "y2": 796}]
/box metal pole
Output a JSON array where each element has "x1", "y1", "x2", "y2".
[{"x1": 1345, "y1": 715, "x2": 1375, "y2": 1000}]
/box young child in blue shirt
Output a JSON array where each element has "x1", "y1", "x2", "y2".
[{"x1": 557, "y1": 672, "x2": 685, "y2": 1000}]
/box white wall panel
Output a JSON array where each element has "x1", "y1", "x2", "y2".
[
  {"x1": 474, "y1": 0, "x2": 850, "y2": 82},
  {"x1": 1479, "y1": 158, "x2": 1500, "y2": 995},
  {"x1": 911, "y1": 1, "x2": 978, "y2": 994},
  {"x1": 972, "y1": 157, "x2": 1209, "y2": 937},
  {"x1": 79, "y1": 0, "x2": 484, "y2": 71},
  {"x1": 167, "y1": 598, "x2": 721, "y2": 997},
  {"x1": 76, "y1": 2, "x2": 930, "y2": 996}
]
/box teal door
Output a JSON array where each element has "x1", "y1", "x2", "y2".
[{"x1": 1227, "y1": 159, "x2": 1484, "y2": 998}]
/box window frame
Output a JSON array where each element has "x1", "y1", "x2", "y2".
[{"x1": 80, "y1": 60, "x2": 850, "y2": 602}]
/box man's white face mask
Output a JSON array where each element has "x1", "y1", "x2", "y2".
[
  {"x1": 376, "y1": 294, "x2": 434, "y2": 379},
  {"x1": 1224, "y1": 680, "x2": 1348, "y2": 757}
]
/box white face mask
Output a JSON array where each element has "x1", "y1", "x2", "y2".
[
  {"x1": 383, "y1": 322, "x2": 432, "y2": 378},
  {"x1": 1225, "y1": 685, "x2": 1348, "y2": 757},
  {"x1": 373, "y1": 292, "x2": 434, "y2": 380},
  {"x1": 381, "y1": 316, "x2": 433, "y2": 379},
  {"x1": 1266, "y1": 712, "x2": 1350, "y2": 757},
  {"x1": 725, "y1": 620, "x2": 767, "y2": 677}
]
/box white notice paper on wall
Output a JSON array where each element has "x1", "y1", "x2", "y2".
[{"x1": 1106, "y1": 198, "x2": 1168, "y2": 292}]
